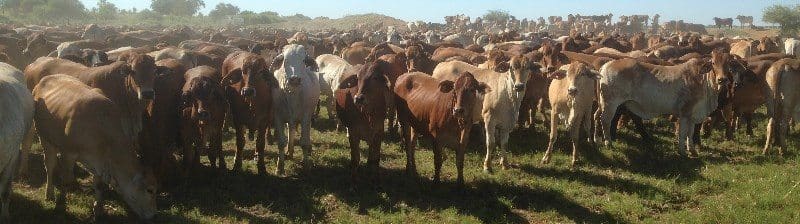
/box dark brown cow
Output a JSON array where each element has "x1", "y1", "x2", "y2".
[
  {"x1": 405, "y1": 45, "x2": 437, "y2": 74},
  {"x1": 220, "y1": 51, "x2": 276, "y2": 174},
  {"x1": 140, "y1": 59, "x2": 186, "y2": 185},
  {"x1": 394, "y1": 72, "x2": 489, "y2": 186},
  {"x1": 335, "y1": 61, "x2": 391, "y2": 180},
  {"x1": 180, "y1": 66, "x2": 227, "y2": 174},
  {"x1": 22, "y1": 33, "x2": 58, "y2": 62}
]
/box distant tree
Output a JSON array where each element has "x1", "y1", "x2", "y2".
[
  {"x1": 763, "y1": 4, "x2": 800, "y2": 36},
  {"x1": 96, "y1": 0, "x2": 117, "y2": 20},
  {"x1": 241, "y1": 10, "x2": 282, "y2": 25},
  {"x1": 483, "y1": 10, "x2": 511, "y2": 25},
  {"x1": 138, "y1": 8, "x2": 162, "y2": 21},
  {"x1": 32, "y1": 0, "x2": 85, "y2": 20},
  {"x1": 208, "y1": 2, "x2": 239, "y2": 19},
  {"x1": 150, "y1": 0, "x2": 205, "y2": 16}
]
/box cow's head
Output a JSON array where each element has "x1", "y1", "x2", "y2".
[
  {"x1": 339, "y1": 61, "x2": 390, "y2": 108},
  {"x1": 446, "y1": 71, "x2": 490, "y2": 125},
  {"x1": 709, "y1": 49, "x2": 738, "y2": 91},
  {"x1": 276, "y1": 44, "x2": 317, "y2": 89},
  {"x1": 121, "y1": 53, "x2": 157, "y2": 100},
  {"x1": 404, "y1": 45, "x2": 427, "y2": 72},
  {"x1": 22, "y1": 33, "x2": 49, "y2": 58},
  {"x1": 539, "y1": 42, "x2": 561, "y2": 74},
  {"x1": 117, "y1": 168, "x2": 158, "y2": 221},
  {"x1": 549, "y1": 62, "x2": 600, "y2": 98},
  {"x1": 508, "y1": 55, "x2": 534, "y2": 92}
]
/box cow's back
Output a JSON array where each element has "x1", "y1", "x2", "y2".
[{"x1": 24, "y1": 57, "x2": 87, "y2": 90}]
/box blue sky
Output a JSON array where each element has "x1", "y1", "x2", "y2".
[{"x1": 80, "y1": 0, "x2": 797, "y2": 25}]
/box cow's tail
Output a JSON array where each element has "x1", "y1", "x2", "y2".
[
  {"x1": 765, "y1": 64, "x2": 786, "y2": 122},
  {"x1": 17, "y1": 121, "x2": 35, "y2": 177}
]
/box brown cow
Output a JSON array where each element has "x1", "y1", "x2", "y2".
[
  {"x1": 220, "y1": 51, "x2": 276, "y2": 174},
  {"x1": 405, "y1": 44, "x2": 437, "y2": 74},
  {"x1": 32, "y1": 74, "x2": 157, "y2": 221},
  {"x1": 342, "y1": 46, "x2": 370, "y2": 65},
  {"x1": 140, "y1": 59, "x2": 186, "y2": 185},
  {"x1": 181, "y1": 66, "x2": 228, "y2": 174},
  {"x1": 335, "y1": 61, "x2": 390, "y2": 180},
  {"x1": 394, "y1": 72, "x2": 488, "y2": 186},
  {"x1": 763, "y1": 58, "x2": 800, "y2": 155},
  {"x1": 432, "y1": 47, "x2": 487, "y2": 65}
]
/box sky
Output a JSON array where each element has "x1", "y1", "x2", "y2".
[{"x1": 80, "y1": 0, "x2": 797, "y2": 25}]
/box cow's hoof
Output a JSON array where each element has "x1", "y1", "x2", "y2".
[
  {"x1": 541, "y1": 157, "x2": 551, "y2": 164},
  {"x1": 482, "y1": 167, "x2": 493, "y2": 174}
]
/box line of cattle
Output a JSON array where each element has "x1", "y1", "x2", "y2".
[{"x1": 0, "y1": 24, "x2": 799, "y2": 221}]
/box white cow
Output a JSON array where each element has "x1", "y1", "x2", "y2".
[
  {"x1": 272, "y1": 44, "x2": 321, "y2": 175},
  {"x1": 0, "y1": 62, "x2": 34, "y2": 220},
  {"x1": 785, "y1": 38, "x2": 800, "y2": 57},
  {"x1": 316, "y1": 54, "x2": 353, "y2": 124}
]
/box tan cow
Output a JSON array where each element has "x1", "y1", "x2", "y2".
[
  {"x1": 598, "y1": 51, "x2": 734, "y2": 157},
  {"x1": 763, "y1": 58, "x2": 800, "y2": 155},
  {"x1": 433, "y1": 55, "x2": 542, "y2": 172},
  {"x1": 730, "y1": 40, "x2": 758, "y2": 58},
  {"x1": 32, "y1": 74, "x2": 157, "y2": 221},
  {"x1": 541, "y1": 62, "x2": 599, "y2": 166}
]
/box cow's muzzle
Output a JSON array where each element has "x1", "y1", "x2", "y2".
[
  {"x1": 568, "y1": 86, "x2": 578, "y2": 96},
  {"x1": 241, "y1": 87, "x2": 255, "y2": 97},
  {"x1": 354, "y1": 94, "x2": 366, "y2": 105},
  {"x1": 288, "y1": 76, "x2": 301, "y2": 86},
  {"x1": 197, "y1": 109, "x2": 210, "y2": 121},
  {"x1": 452, "y1": 107, "x2": 465, "y2": 116},
  {"x1": 514, "y1": 83, "x2": 526, "y2": 92}
]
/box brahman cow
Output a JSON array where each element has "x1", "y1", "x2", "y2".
[
  {"x1": 335, "y1": 61, "x2": 390, "y2": 180},
  {"x1": 763, "y1": 58, "x2": 800, "y2": 156},
  {"x1": 785, "y1": 38, "x2": 799, "y2": 56},
  {"x1": 181, "y1": 66, "x2": 228, "y2": 173},
  {"x1": 0, "y1": 63, "x2": 34, "y2": 221},
  {"x1": 220, "y1": 51, "x2": 276, "y2": 174},
  {"x1": 139, "y1": 59, "x2": 186, "y2": 184},
  {"x1": 541, "y1": 62, "x2": 599, "y2": 166},
  {"x1": 32, "y1": 74, "x2": 157, "y2": 221},
  {"x1": 271, "y1": 44, "x2": 321, "y2": 175},
  {"x1": 598, "y1": 50, "x2": 735, "y2": 157},
  {"x1": 316, "y1": 54, "x2": 353, "y2": 125},
  {"x1": 433, "y1": 55, "x2": 540, "y2": 172},
  {"x1": 394, "y1": 72, "x2": 488, "y2": 186}
]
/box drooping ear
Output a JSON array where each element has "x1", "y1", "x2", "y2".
[
  {"x1": 259, "y1": 69, "x2": 278, "y2": 87},
  {"x1": 220, "y1": 69, "x2": 242, "y2": 86},
  {"x1": 547, "y1": 70, "x2": 567, "y2": 79},
  {"x1": 338, "y1": 75, "x2": 358, "y2": 89},
  {"x1": 438, "y1": 80, "x2": 455, "y2": 93},
  {"x1": 496, "y1": 61, "x2": 510, "y2": 72},
  {"x1": 476, "y1": 82, "x2": 491, "y2": 94},
  {"x1": 269, "y1": 54, "x2": 284, "y2": 71},
  {"x1": 119, "y1": 63, "x2": 134, "y2": 76},
  {"x1": 588, "y1": 70, "x2": 602, "y2": 80},
  {"x1": 305, "y1": 55, "x2": 319, "y2": 72},
  {"x1": 471, "y1": 55, "x2": 487, "y2": 64}
]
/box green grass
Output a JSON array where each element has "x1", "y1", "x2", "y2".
[{"x1": 11, "y1": 105, "x2": 800, "y2": 223}]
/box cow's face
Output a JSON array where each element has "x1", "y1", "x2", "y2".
[
  {"x1": 22, "y1": 33, "x2": 48, "y2": 58},
  {"x1": 509, "y1": 55, "x2": 533, "y2": 92},
  {"x1": 126, "y1": 54, "x2": 157, "y2": 100},
  {"x1": 405, "y1": 45, "x2": 426, "y2": 72},
  {"x1": 446, "y1": 72, "x2": 489, "y2": 125},
  {"x1": 710, "y1": 49, "x2": 736, "y2": 90},
  {"x1": 539, "y1": 43, "x2": 560, "y2": 74},
  {"x1": 550, "y1": 62, "x2": 600, "y2": 99},
  {"x1": 117, "y1": 168, "x2": 157, "y2": 221},
  {"x1": 241, "y1": 56, "x2": 268, "y2": 97},
  {"x1": 352, "y1": 61, "x2": 389, "y2": 107}
]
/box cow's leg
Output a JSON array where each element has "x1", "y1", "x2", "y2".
[
  {"x1": 17, "y1": 125, "x2": 35, "y2": 179},
  {"x1": 61, "y1": 153, "x2": 79, "y2": 189},
  {"x1": 232, "y1": 126, "x2": 246, "y2": 171},
  {"x1": 367, "y1": 132, "x2": 382, "y2": 180},
  {"x1": 764, "y1": 117, "x2": 776, "y2": 155},
  {"x1": 593, "y1": 105, "x2": 603, "y2": 143},
  {"x1": 300, "y1": 117, "x2": 313, "y2": 167},
  {"x1": 744, "y1": 113, "x2": 754, "y2": 136},
  {"x1": 777, "y1": 117, "x2": 789, "y2": 156},
  {"x1": 211, "y1": 132, "x2": 226, "y2": 171},
  {"x1": 255, "y1": 127, "x2": 267, "y2": 175},
  {"x1": 92, "y1": 176, "x2": 108, "y2": 221},
  {"x1": 723, "y1": 105, "x2": 735, "y2": 140},
  {"x1": 432, "y1": 141, "x2": 443, "y2": 183},
  {"x1": 498, "y1": 129, "x2": 512, "y2": 170},
  {"x1": 628, "y1": 112, "x2": 651, "y2": 141},
  {"x1": 538, "y1": 98, "x2": 549, "y2": 128},
  {"x1": 42, "y1": 140, "x2": 58, "y2": 201},
  {"x1": 0, "y1": 149, "x2": 18, "y2": 221},
  {"x1": 455, "y1": 130, "x2": 467, "y2": 187},
  {"x1": 402, "y1": 124, "x2": 417, "y2": 175},
  {"x1": 274, "y1": 121, "x2": 287, "y2": 175},
  {"x1": 181, "y1": 136, "x2": 196, "y2": 175},
  {"x1": 677, "y1": 118, "x2": 697, "y2": 157},
  {"x1": 600, "y1": 102, "x2": 621, "y2": 146},
  {"x1": 541, "y1": 107, "x2": 559, "y2": 164},
  {"x1": 483, "y1": 122, "x2": 497, "y2": 173},
  {"x1": 348, "y1": 129, "x2": 360, "y2": 181}
]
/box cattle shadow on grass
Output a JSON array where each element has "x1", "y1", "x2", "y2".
[{"x1": 10, "y1": 192, "x2": 82, "y2": 224}]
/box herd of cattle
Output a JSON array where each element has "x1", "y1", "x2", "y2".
[{"x1": 0, "y1": 21, "x2": 799, "y2": 221}]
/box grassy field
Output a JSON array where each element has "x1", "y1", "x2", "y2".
[{"x1": 10, "y1": 104, "x2": 800, "y2": 223}]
